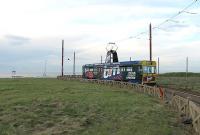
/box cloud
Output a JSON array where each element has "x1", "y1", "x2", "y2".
[{"x1": 4, "y1": 35, "x2": 30, "y2": 46}]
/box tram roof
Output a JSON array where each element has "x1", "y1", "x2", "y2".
[{"x1": 83, "y1": 60, "x2": 156, "y2": 67}]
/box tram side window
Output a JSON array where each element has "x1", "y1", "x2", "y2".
[
  {"x1": 116, "y1": 68, "x2": 119, "y2": 74},
  {"x1": 133, "y1": 65, "x2": 142, "y2": 74},
  {"x1": 112, "y1": 68, "x2": 118, "y2": 75},
  {"x1": 106, "y1": 71, "x2": 108, "y2": 76},
  {"x1": 112, "y1": 69, "x2": 115, "y2": 75},
  {"x1": 93, "y1": 68, "x2": 97, "y2": 74},
  {"x1": 117, "y1": 68, "x2": 119, "y2": 74},
  {"x1": 89, "y1": 68, "x2": 94, "y2": 71},
  {"x1": 97, "y1": 68, "x2": 102, "y2": 72},
  {"x1": 120, "y1": 67, "x2": 126, "y2": 72},
  {"x1": 85, "y1": 68, "x2": 89, "y2": 72},
  {"x1": 139, "y1": 66, "x2": 142, "y2": 72},
  {"x1": 85, "y1": 67, "x2": 94, "y2": 72},
  {"x1": 127, "y1": 67, "x2": 132, "y2": 72},
  {"x1": 100, "y1": 68, "x2": 103, "y2": 72}
]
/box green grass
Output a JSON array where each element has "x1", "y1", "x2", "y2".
[
  {"x1": 157, "y1": 76, "x2": 200, "y2": 93},
  {"x1": 158, "y1": 72, "x2": 200, "y2": 93},
  {"x1": 0, "y1": 78, "x2": 188, "y2": 135},
  {"x1": 160, "y1": 72, "x2": 200, "y2": 77}
]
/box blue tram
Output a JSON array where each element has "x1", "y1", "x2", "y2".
[
  {"x1": 82, "y1": 46, "x2": 157, "y2": 85},
  {"x1": 82, "y1": 60, "x2": 157, "y2": 85}
]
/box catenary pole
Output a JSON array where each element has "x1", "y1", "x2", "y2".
[
  {"x1": 61, "y1": 40, "x2": 64, "y2": 77},
  {"x1": 149, "y1": 23, "x2": 152, "y2": 61}
]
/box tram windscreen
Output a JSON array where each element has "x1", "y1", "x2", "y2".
[{"x1": 143, "y1": 66, "x2": 156, "y2": 74}]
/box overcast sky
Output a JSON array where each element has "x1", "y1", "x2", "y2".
[{"x1": 0, "y1": 0, "x2": 199, "y2": 77}]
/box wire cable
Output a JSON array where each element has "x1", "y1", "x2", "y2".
[
  {"x1": 113, "y1": 0, "x2": 198, "y2": 44},
  {"x1": 154, "y1": 0, "x2": 198, "y2": 29}
]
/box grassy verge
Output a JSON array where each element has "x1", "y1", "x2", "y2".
[
  {"x1": 157, "y1": 76, "x2": 200, "y2": 93},
  {"x1": 0, "y1": 78, "x2": 188, "y2": 135},
  {"x1": 159, "y1": 72, "x2": 200, "y2": 77}
]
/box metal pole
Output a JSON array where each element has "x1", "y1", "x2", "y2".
[
  {"x1": 73, "y1": 51, "x2": 75, "y2": 75},
  {"x1": 43, "y1": 60, "x2": 47, "y2": 77},
  {"x1": 149, "y1": 23, "x2": 152, "y2": 61},
  {"x1": 130, "y1": 57, "x2": 131, "y2": 61},
  {"x1": 186, "y1": 57, "x2": 188, "y2": 81},
  {"x1": 45, "y1": 60, "x2": 47, "y2": 76},
  {"x1": 61, "y1": 40, "x2": 64, "y2": 76},
  {"x1": 157, "y1": 57, "x2": 160, "y2": 75},
  {"x1": 101, "y1": 56, "x2": 102, "y2": 64}
]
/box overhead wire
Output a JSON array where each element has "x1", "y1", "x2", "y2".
[
  {"x1": 154, "y1": 0, "x2": 198, "y2": 29},
  {"x1": 113, "y1": 0, "x2": 198, "y2": 44}
]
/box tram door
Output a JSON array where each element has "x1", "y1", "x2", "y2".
[{"x1": 97, "y1": 67, "x2": 103, "y2": 79}]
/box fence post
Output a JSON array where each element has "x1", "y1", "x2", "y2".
[{"x1": 186, "y1": 97, "x2": 190, "y2": 118}]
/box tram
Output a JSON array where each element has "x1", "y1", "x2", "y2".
[{"x1": 82, "y1": 43, "x2": 157, "y2": 85}]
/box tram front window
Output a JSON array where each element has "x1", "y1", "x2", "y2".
[{"x1": 143, "y1": 66, "x2": 156, "y2": 74}]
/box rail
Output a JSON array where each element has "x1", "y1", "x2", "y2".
[{"x1": 57, "y1": 75, "x2": 200, "y2": 135}]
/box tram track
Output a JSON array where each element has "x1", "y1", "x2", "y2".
[{"x1": 162, "y1": 86, "x2": 200, "y2": 105}]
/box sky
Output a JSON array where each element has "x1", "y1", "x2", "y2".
[{"x1": 0, "y1": 0, "x2": 199, "y2": 77}]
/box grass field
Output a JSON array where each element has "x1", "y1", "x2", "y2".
[
  {"x1": 157, "y1": 76, "x2": 200, "y2": 93},
  {"x1": 159, "y1": 72, "x2": 200, "y2": 77},
  {"x1": 0, "y1": 78, "x2": 188, "y2": 135}
]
